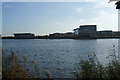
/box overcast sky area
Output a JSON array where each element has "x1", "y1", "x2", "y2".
[{"x1": 1, "y1": 0, "x2": 118, "y2": 36}]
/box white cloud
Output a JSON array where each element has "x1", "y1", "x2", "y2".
[
  {"x1": 93, "y1": 11, "x2": 117, "y2": 30},
  {"x1": 81, "y1": 0, "x2": 106, "y2": 2},
  {"x1": 93, "y1": 2, "x2": 115, "y2": 9},
  {"x1": 79, "y1": 19, "x2": 85, "y2": 22},
  {"x1": 78, "y1": 10, "x2": 118, "y2": 31},
  {"x1": 76, "y1": 7, "x2": 83, "y2": 13}
]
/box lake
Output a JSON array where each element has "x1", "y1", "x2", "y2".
[{"x1": 2, "y1": 39, "x2": 119, "y2": 78}]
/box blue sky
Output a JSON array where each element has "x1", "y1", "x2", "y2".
[
  {"x1": 0, "y1": 2, "x2": 1, "y2": 35},
  {"x1": 2, "y1": 1, "x2": 118, "y2": 36},
  {"x1": 1, "y1": 0, "x2": 114, "y2": 2}
]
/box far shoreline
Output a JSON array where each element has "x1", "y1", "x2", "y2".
[{"x1": 1, "y1": 37, "x2": 120, "y2": 40}]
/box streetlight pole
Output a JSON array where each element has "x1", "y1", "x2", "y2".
[
  {"x1": 109, "y1": 0, "x2": 120, "y2": 60},
  {"x1": 115, "y1": 1, "x2": 120, "y2": 62},
  {"x1": 116, "y1": 1, "x2": 120, "y2": 61},
  {"x1": 116, "y1": 1, "x2": 120, "y2": 31}
]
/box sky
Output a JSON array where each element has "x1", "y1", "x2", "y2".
[
  {"x1": 0, "y1": 2, "x2": 1, "y2": 35},
  {"x1": 1, "y1": 0, "x2": 114, "y2": 2},
  {"x1": 119, "y1": 10, "x2": 120, "y2": 31},
  {"x1": 1, "y1": 0, "x2": 118, "y2": 36}
]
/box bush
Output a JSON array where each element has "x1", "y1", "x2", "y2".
[
  {"x1": 74, "y1": 48, "x2": 120, "y2": 79},
  {"x1": 2, "y1": 49, "x2": 33, "y2": 78},
  {"x1": 2, "y1": 49, "x2": 51, "y2": 80}
]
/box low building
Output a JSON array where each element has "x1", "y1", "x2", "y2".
[
  {"x1": 14, "y1": 33, "x2": 34, "y2": 39},
  {"x1": 66, "y1": 32, "x2": 73, "y2": 35},
  {"x1": 97, "y1": 30, "x2": 112, "y2": 37},
  {"x1": 112, "y1": 31, "x2": 120, "y2": 37},
  {"x1": 49, "y1": 32, "x2": 74, "y2": 39},
  {"x1": 73, "y1": 28, "x2": 79, "y2": 35}
]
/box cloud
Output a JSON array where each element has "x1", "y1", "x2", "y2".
[
  {"x1": 78, "y1": 10, "x2": 118, "y2": 31},
  {"x1": 93, "y1": 2, "x2": 116, "y2": 9},
  {"x1": 98, "y1": 13, "x2": 117, "y2": 31},
  {"x1": 84, "y1": 0, "x2": 108, "y2": 2},
  {"x1": 79, "y1": 19, "x2": 85, "y2": 22},
  {"x1": 76, "y1": 7, "x2": 83, "y2": 13}
]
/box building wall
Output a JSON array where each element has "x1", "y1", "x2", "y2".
[
  {"x1": 74, "y1": 29, "x2": 79, "y2": 35},
  {"x1": 97, "y1": 31, "x2": 112, "y2": 37},
  {"x1": 79, "y1": 25, "x2": 97, "y2": 37},
  {"x1": 14, "y1": 34, "x2": 34, "y2": 38}
]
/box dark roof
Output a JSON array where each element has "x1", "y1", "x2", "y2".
[
  {"x1": 14, "y1": 33, "x2": 34, "y2": 35},
  {"x1": 52, "y1": 33, "x2": 65, "y2": 35},
  {"x1": 97, "y1": 30, "x2": 112, "y2": 32},
  {"x1": 80, "y1": 25, "x2": 96, "y2": 27},
  {"x1": 66, "y1": 32, "x2": 73, "y2": 34},
  {"x1": 73, "y1": 28, "x2": 79, "y2": 31}
]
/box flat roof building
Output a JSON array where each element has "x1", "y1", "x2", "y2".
[
  {"x1": 73, "y1": 28, "x2": 79, "y2": 35},
  {"x1": 79, "y1": 25, "x2": 97, "y2": 37},
  {"x1": 97, "y1": 30, "x2": 113, "y2": 37},
  {"x1": 73, "y1": 25, "x2": 97, "y2": 38},
  {"x1": 14, "y1": 33, "x2": 34, "y2": 39}
]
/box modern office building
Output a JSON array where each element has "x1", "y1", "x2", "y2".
[
  {"x1": 79, "y1": 25, "x2": 97, "y2": 37},
  {"x1": 73, "y1": 25, "x2": 97, "y2": 38}
]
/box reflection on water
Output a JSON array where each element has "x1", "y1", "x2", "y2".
[{"x1": 2, "y1": 39, "x2": 118, "y2": 78}]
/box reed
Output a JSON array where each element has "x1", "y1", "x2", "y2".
[
  {"x1": 2, "y1": 49, "x2": 32, "y2": 78},
  {"x1": 74, "y1": 47, "x2": 120, "y2": 79},
  {"x1": 2, "y1": 49, "x2": 51, "y2": 80}
]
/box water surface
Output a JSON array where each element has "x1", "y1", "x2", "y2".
[{"x1": 2, "y1": 39, "x2": 118, "y2": 78}]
